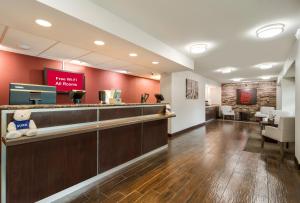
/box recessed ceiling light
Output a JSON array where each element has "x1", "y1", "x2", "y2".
[
  {"x1": 255, "y1": 63, "x2": 277, "y2": 70},
  {"x1": 115, "y1": 70, "x2": 128, "y2": 74},
  {"x1": 215, "y1": 67, "x2": 237, "y2": 74},
  {"x1": 231, "y1": 78, "x2": 243, "y2": 82},
  {"x1": 189, "y1": 43, "x2": 208, "y2": 54},
  {"x1": 152, "y1": 61, "x2": 160, "y2": 65},
  {"x1": 35, "y1": 19, "x2": 52, "y2": 27},
  {"x1": 259, "y1": 75, "x2": 272, "y2": 80},
  {"x1": 94, "y1": 40, "x2": 105, "y2": 46},
  {"x1": 129, "y1": 53, "x2": 138, "y2": 57},
  {"x1": 70, "y1": 60, "x2": 86, "y2": 65},
  {"x1": 18, "y1": 44, "x2": 31, "y2": 50},
  {"x1": 256, "y1": 23, "x2": 285, "y2": 39}
]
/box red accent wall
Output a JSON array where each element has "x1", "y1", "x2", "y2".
[{"x1": 0, "y1": 50, "x2": 160, "y2": 105}]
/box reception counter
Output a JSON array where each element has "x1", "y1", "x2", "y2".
[
  {"x1": 205, "y1": 105, "x2": 219, "y2": 121},
  {"x1": 0, "y1": 103, "x2": 175, "y2": 203}
]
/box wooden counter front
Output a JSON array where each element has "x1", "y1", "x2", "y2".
[{"x1": 1, "y1": 104, "x2": 174, "y2": 203}]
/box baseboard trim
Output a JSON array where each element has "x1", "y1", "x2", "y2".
[{"x1": 168, "y1": 120, "x2": 213, "y2": 137}]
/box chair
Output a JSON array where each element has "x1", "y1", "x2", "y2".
[
  {"x1": 255, "y1": 106, "x2": 275, "y2": 119},
  {"x1": 261, "y1": 117, "x2": 295, "y2": 159},
  {"x1": 221, "y1": 105, "x2": 235, "y2": 120},
  {"x1": 273, "y1": 110, "x2": 291, "y2": 125}
]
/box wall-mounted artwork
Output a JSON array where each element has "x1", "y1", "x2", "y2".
[
  {"x1": 236, "y1": 88, "x2": 257, "y2": 105},
  {"x1": 186, "y1": 79, "x2": 198, "y2": 99}
]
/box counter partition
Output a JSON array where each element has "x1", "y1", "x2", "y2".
[{"x1": 0, "y1": 103, "x2": 175, "y2": 203}]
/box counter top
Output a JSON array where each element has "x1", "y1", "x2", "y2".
[
  {"x1": 205, "y1": 105, "x2": 220, "y2": 108},
  {"x1": 0, "y1": 103, "x2": 167, "y2": 110},
  {"x1": 2, "y1": 113, "x2": 176, "y2": 146}
]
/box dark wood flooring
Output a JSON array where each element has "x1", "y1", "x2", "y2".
[{"x1": 56, "y1": 120, "x2": 300, "y2": 203}]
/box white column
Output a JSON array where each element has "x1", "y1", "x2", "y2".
[{"x1": 295, "y1": 35, "x2": 300, "y2": 163}]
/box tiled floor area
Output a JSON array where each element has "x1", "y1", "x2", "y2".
[{"x1": 57, "y1": 120, "x2": 300, "y2": 203}]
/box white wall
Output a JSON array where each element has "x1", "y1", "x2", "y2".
[
  {"x1": 161, "y1": 71, "x2": 220, "y2": 134},
  {"x1": 160, "y1": 73, "x2": 172, "y2": 131},
  {"x1": 206, "y1": 85, "x2": 221, "y2": 105},
  {"x1": 281, "y1": 77, "x2": 295, "y2": 115},
  {"x1": 295, "y1": 39, "x2": 300, "y2": 163},
  {"x1": 276, "y1": 84, "x2": 282, "y2": 110}
]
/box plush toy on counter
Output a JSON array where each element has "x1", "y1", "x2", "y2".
[{"x1": 6, "y1": 109, "x2": 37, "y2": 139}]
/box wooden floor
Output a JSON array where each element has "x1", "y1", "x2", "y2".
[{"x1": 57, "y1": 120, "x2": 300, "y2": 203}]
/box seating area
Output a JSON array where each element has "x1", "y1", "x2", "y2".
[
  {"x1": 261, "y1": 116, "x2": 295, "y2": 159},
  {"x1": 255, "y1": 106, "x2": 275, "y2": 119},
  {"x1": 220, "y1": 105, "x2": 235, "y2": 120},
  {"x1": 220, "y1": 102, "x2": 295, "y2": 161}
]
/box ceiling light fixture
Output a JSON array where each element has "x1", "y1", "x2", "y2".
[
  {"x1": 256, "y1": 23, "x2": 285, "y2": 39},
  {"x1": 35, "y1": 19, "x2": 52, "y2": 27},
  {"x1": 231, "y1": 78, "x2": 243, "y2": 82},
  {"x1": 255, "y1": 63, "x2": 276, "y2": 70},
  {"x1": 189, "y1": 43, "x2": 208, "y2": 54},
  {"x1": 115, "y1": 70, "x2": 128, "y2": 74},
  {"x1": 215, "y1": 67, "x2": 237, "y2": 74},
  {"x1": 18, "y1": 44, "x2": 31, "y2": 50},
  {"x1": 259, "y1": 75, "x2": 272, "y2": 80},
  {"x1": 94, "y1": 40, "x2": 105, "y2": 46},
  {"x1": 152, "y1": 61, "x2": 160, "y2": 65},
  {"x1": 70, "y1": 60, "x2": 86, "y2": 65},
  {"x1": 129, "y1": 53, "x2": 138, "y2": 57}
]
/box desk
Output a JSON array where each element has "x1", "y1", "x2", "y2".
[
  {"x1": 1, "y1": 103, "x2": 175, "y2": 203},
  {"x1": 205, "y1": 105, "x2": 219, "y2": 121}
]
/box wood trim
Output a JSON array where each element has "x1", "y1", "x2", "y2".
[
  {"x1": 3, "y1": 113, "x2": 176, "y2": 146},
  {"x1": 168, "y1": 121, "x2": 208, "y2": 137}
]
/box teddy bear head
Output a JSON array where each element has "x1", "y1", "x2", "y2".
[{"x1": 13, "y1": 110, "x2": 32, "y2": 121}]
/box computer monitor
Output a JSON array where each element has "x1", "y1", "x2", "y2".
[
  {"x1": 9, "y1": 83, "x2": 56, "y2": 105},
  {"x1": 155, "y1": 94, "x2": 165, "y2": 103},
  {"x1": 69, "y1": 90, "x2": 86, "y2": 104}
]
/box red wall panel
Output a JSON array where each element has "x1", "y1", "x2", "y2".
[{"x1": 0, "y1": 50, "x2": 160, "y2": 105}]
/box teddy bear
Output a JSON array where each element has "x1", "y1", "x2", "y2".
[{"x1": 6, "y1": 109, "x2": 37, "y2": 139}]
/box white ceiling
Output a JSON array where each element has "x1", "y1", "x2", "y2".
[
  {"x1": 1, "y1": 0, "x2": 299, "y2": 83},
  {"x1": 91, "y1": 0, "x2": 300, "y2": 83},
  {"x1": 0, "y1": 0, "x2": 189, "y2": 80}
]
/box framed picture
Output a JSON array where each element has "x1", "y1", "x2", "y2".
[
  {"x1": 236, "y1": 88, "x2": 257, "y2": 105},
  {"x1": 186, "y1": 79, "x2": 198, "y2": 99}
]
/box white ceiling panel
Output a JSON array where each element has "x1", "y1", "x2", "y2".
[
  {"x1": 96, "y1": 59, "x2": 134, "y2": 70},
  {"x1": 39, "y1": 43, "x2": 90, "y2": 60},
  {"x1": 2, "y1": 28, "x2": 56, "y2": 56},
  {"x1": 78, "y1": 52, "x2": 115, "y2": 66},
  {"x1": 125, "y1": 64, "x2": 153, "y2": 75},
  {"x1": 107, "y1": 59, "x2": 131, "y2": 68}
]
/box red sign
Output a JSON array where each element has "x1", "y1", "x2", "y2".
[{"x1": 45, "y1": 69, "x2": 85, "y2": 92}]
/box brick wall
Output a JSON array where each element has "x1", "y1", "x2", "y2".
[{"x1": 222, "y1": 81, "x2": 277, "y2": 120}]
